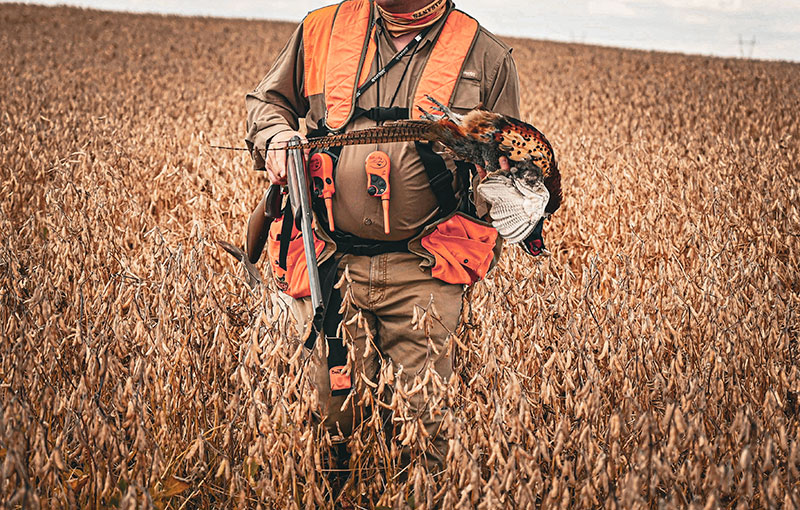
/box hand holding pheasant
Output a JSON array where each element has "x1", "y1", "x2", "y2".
[
  {"x1": 256, "y1": 95, "x2": 562, "y2": 244},
  {"x1": 415, "y1": 96, "x2": 561, "y2": 243}
]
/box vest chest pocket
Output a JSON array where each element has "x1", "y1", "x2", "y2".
[{"x1": 450, "y1": 76, "x2": 481, "y2": 114}]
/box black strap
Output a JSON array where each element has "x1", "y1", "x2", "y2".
[
  {"x1": 354, "y1": 24, "x2": 435, "y2": 102},
  {"x1": 306, "y1": 125, "x2": 331, "y2": 139},
  {"x1": 304, "y1": 255, "x2": 340, "y2": 349},
  {"x1": 323, "y1": 281, "x2": 350, "y2": 397},
  {"x1": 277, "y1": 200, "x2": 293, "y2": 271},
  {"x1": 303, "y1": 255, "x2": 352, "y2": 397},
  {"x1": 454, "y1": 160, "x2": 477, "y2": 216},
  {"x1": 414, "y1": 141, "x2": 459, "y2": 215},
  {"x1": 329, "y1": 229, "x2": 412, "y2": 256},
  {"x1": 352, "y1": 106, "x2": 409, "y2": 122}
]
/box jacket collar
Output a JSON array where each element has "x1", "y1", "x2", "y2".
[{"x1": 371, "y1": 0, "x2": 455, "y2": 52}]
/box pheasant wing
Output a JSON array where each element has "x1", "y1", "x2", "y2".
[{"x1": 477, "y1": 174, "x2": 549, "y2": 244}]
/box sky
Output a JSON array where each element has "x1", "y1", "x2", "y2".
[{"x1": 12, "y1": 0, "x2": 800, "y2": 62}]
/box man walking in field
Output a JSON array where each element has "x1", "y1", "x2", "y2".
[{"x1": 245, "y1": 0, "x2": 525, "y2": 497}]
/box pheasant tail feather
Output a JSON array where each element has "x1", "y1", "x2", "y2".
[{"x1": 298, "y1": 120, "x2": 437, "y2": 150}]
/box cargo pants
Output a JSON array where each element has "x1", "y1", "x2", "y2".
[{"x1": 289, "y1": 251, "x2": 464, "y2": 471}]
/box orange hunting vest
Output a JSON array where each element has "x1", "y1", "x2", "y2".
[
  {"x1": 268, "y1": 1, "x2": 493, "y2": 295},
  {"x1": 302, "y1": 0, "x2": 479, "y2": 131}
]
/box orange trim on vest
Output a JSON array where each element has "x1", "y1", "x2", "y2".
[
  {"x1": 303, "y1": 4, "x2": 338, "y2": 97},
  {"x1": 324, "y1": 0, "x2": 373, "y2": 131},
  {"x1": 412, "y1": 11, "x2": 478, "y2": 118}
]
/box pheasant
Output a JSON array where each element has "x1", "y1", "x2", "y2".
[
  {"x1": 415, "y1": 97, "x2": 561, "y2": 244},
  {"x1": 251, "y1": 96, "x2": 562, "y2": 244}
]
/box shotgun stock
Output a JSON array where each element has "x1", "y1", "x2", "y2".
[{"x1": 246, "y1": 183, "x2": 282, "y2": 264}]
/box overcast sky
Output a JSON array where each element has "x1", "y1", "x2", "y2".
[{"x1": 12, "y1": 0, "x2": 800, "y2": 62}]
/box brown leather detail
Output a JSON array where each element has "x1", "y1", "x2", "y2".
[
  {"x1": 412, "y1": 10, "x2": 478, "y2": 117},
  {"x1": 246, "y1": 184, "x2": 282, "y2": 264},
  {"x1": 420, "y1": 213, "x2": 497, "y2": 285},
  {"x1": 303, "y1": 3, "x2": 338, "y2": 97}
]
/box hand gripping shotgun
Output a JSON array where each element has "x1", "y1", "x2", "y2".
[{"x1": 246, "y1": 137, "x2": 324, "y2": 333}]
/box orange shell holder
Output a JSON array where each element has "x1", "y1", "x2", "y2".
[{"x1": 365, "y1": 150, "x2": 391, "y2": 234}]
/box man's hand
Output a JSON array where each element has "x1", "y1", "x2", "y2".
[
  {"x1": 476, "y1": 156, "x2": 548, "y2": 252},
  {"x1": 475, "y1": 155, "x2": 510, "y2": 179},
  {"x1": 265, "y1": 130, "x2": 309, "y2": 185}
]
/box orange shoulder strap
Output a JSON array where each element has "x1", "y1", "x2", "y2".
[
  {"x1": 303, "y1": 0, "x2": 375, "y2": 131},
  {"x1": 305, "y1": 3, "x2": 478, "y2": 128},
  {"x1": 325, "y1": 0, "x2": 375, "y2": 131},
  {"x1": 412, "y1": 10, "x2": 479, "y2": 117},
  {"x1": 303, "y1": 3, "x2": 339, "y2": 98}
]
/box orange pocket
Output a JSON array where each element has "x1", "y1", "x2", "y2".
[
  {"x1": 421, "y1": 215, "x2": 498, "y2": 285},
  {"x1": 267, "y1": 217, "x2": 325, "y2": 298}
]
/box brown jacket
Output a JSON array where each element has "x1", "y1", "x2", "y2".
[{"x1": 245, "y1": 1, "x2": 520, "y2": 243}]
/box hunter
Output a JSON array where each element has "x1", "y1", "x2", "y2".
[{"x1": 245, "y1": 0, "x2": 521, "y2": 488}]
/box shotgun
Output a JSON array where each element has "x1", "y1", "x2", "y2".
[
  {"x1": 244, "y1": 138, "x2": 324, "y2": 330},
  {"x1": 285, "y1": 136, "x2": 325, "y2": 330}
]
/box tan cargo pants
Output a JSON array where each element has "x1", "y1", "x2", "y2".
[{"x1": 288, "y1": 251, "x2": 464, "y2": 470}]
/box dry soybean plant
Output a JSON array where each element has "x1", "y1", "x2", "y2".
[{"x1": 1, "y1": 5, "x2": 799, "y2": 509}]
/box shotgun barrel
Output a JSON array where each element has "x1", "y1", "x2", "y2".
[{"x1": 286, "y1": 136, "x2": 324, "y2": 329}]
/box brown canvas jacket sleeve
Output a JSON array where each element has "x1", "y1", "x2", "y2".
[
  {"x1": 245, "y1": 23, "x2": 309, "y2": 170},
  {"x1": 467, "y1": 30, "x2": 521, "y2": 218},
  {"x1": 484, "y1": 46, "x2": 520, "y2": 117}
]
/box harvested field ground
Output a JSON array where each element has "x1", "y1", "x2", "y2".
[{"x1": 1, "y1": 4, "x2": 799, "y2": 509}]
